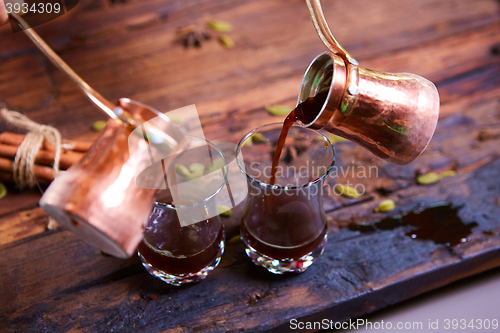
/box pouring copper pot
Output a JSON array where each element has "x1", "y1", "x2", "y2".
[{"x1": 299, "y1": 0, "x2": 440, "y2": 165}]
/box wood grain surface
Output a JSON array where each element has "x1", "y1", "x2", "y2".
[{"x1": 1, "y1": 0, "x2": 500, "y2": 331}]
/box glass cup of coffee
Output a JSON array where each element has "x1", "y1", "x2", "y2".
[
  {"x1": 236, "y1": 123, "x2": 335, "y2": 274},
  {"x1": 138, "y1": 202, "x2": 224, "y2": 285},
  {"x1": 138, "y1": 136, "x2": 229, "y2": 285}
]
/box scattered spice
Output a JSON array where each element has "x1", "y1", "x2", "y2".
[
  {"x1": 317, "y1": 133, "x2": 347, "y2": 144},
  {"x1": 439, "y1": 170, "x2": 456, "y2": 179},
  {"x1": 416, "y1": 170, "x2": 456, "y2": 185},
  {"x1": 0, "y1": 182, "x2": 7, "y2": 199},
  {"x1": 217, "y1": 205, "x2": 232, "y2": 217},
  {"x1": 266, "y1": 105, "x2": 293, "y2": 116},
  {"x1": 176, "y1": 24, "x2": 211, "y2": 48},
  {"x1": 327, "y1": 133, "x2": 347, "y2": 144},
  {"x1": 250, "y1": 133, "x2": 267, "y2": 143},
  {"x1": 374, "y1": 199, "x2": 395, "y2": 213},
  {"x1": 175, "y1": 164, "x2": 191, "y2": 177},
  {"x1": 241, "y1": 133, "x2": 268, "y2": 148},
  {"x1": 178, "y1": 20, "x2": 235, "y2": 49},
  {"x1": 241, "y1": 137, "x2": 253, "y2": 147},
  {"x1": 219, "y1": 34, "x2": 235, "y2": 49},
  {"x1": 477, "y1": 129, "x2": 500, "y2": 142},
  {"x1": 206, "y1": 20, "x2": 233, "y2": 32},
  {"x1": 417, "y1": 172, "x2": 440, "y2": 185},
  {"x1": 335, "y1": 184, "x2": 361, "y2": 198},
  {"x1": 189, "y1": 163, "x2": 205, "y2": 178},
  {"x1": 92, "y1": 120, "x2": 107, "y2": 132},
  {"x1": 228, "y1": 235, "x2": 241, "y2": 244},
  {"x1": 175, "y1": 163, "x2": 208, "y2": 179}
]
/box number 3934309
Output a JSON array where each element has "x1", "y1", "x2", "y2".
[{"x1": 3, "y1": 0, "x2": 79, "y2": 32}]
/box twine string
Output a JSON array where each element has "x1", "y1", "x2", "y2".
[
  {"x1": 0, "y1": 108, "x2": 73, "y2": 188},
  {"x1": 0, "y1": 108, "x2": 71, "y2": 229}
]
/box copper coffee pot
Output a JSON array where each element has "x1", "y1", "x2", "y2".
[
  {"x1": 9, "y1": 13, "x2": 187, "y2": 258},
  {"x1": 299, "y1": 0, "x2": 440, "y2": 165}
]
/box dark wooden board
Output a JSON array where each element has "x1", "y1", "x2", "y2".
[{"x1": 1, "y1": 0, "x2": 500, "y2": 331}]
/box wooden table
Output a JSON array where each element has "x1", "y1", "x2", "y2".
[{"x1": 1, "y1": 0, "x2": 500, "y2": 331}]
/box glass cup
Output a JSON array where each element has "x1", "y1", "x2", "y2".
[
  {"x1": 138, "y1": 203, "x2": 224, "y2": 285},
  {"x1": 138, "y1": 136, "x2": 228, "y2": 285},
  {"x1": 236, "y1": 123, "x2": 335, "y2": 274}
]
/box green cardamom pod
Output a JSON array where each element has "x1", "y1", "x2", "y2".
[
  {"x1": 375, "y1": 199, "x2": 395, "y2": 212},
  {"x1": 217, "y1": 204, "x2": 232, "y2": 217},
  {"x1": 92, "y1": 120, "x2": 107, "y2": 132},
  {"x1": 335, "y1": 184, "x2": 361, "y2": 198},
  {"x1": 207, "y1": 20, "x2": 233, "y2": 32},
  {"x1": 417, "y1": 172, "x2": 440, "y2": 185},
  {"x1": 219, "y1": 34, "x2": 235, "y2": 49},
  {"x1": 266, "y1": 105, "x2": 292, "y2": 116}
]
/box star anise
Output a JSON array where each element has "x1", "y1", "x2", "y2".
[{"x1": 176, "y1": 24, "x2": 212, "y2": 48}]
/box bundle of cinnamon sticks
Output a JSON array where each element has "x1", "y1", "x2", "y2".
[{"x1": 0, "y1": 132, "x2": 92, "y2": 185}]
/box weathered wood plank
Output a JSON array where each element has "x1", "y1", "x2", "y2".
[
  {"x1": 2, "y1": 92, "x2": 500, "y2": 331},
  {"x1": 2, "y1": 158, "x2": 500, "y2": 331}
]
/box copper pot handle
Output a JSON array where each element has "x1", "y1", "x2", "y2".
[{"x1": 305, "y1": 0, "x2": 360, "y2": 117}]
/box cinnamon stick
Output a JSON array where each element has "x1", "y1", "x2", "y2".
[
  {"x1": 0, "y1": 132, "x2": 93, "y2": 153},
  {"x1": 0, "y1": 170, "x2": 15, "y2": 183},
  {"x1": 0, "y1": 143, "x2": 84, "y2": 169},
  {"x1": 0, "y1": 157, "x2": 54, "y2": 184}
]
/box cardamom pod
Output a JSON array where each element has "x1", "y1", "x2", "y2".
[
  {"x1": 266, "y1": 105, "x2": 293, "y2": 116},
  {"x1": 189, "y1": 163, "x2": 206, "y2": 178},
  {"x1": 250, "y1": 133, "x2": 267, "y2": 143},
  {"x1": 417, "y1": 172, "x2": 440, "y2": 185},
  {"x1": 217, "y1": 204, "x2": 232, "y2": 217},
  {"x1": 92, "y1": 120, "x2": 107, "y2": 132},
  {"x1": 440, "y1": 170, "x2": 456, "y2": 179},
  {"x1": 0, "y1": 182, "x2": 7, "y2": 199},
  {"x1": 241, "y1": 137, "x2": 253, "y2": 147},
  {"x1": 228, "y1": 235, "x2": 241, "y2": 244},
  {"x1": 325, "y1": 133, "x2": 347, "y2": 144},
  {"x1": 374, "y1": 199, "x2": 395, "y2": 212},
  {"x1": 207, "y1": 20, "x2": 233, "y2": 32},
  {"x1": 335, "y1": 184, "x2": 361, "y2": 198},
  {"x1": 219, "y1": 34, "x2": 235, "y2": 49},
  {"x1": 175, "y1": 164, "x2": 191, "y2": 178}
]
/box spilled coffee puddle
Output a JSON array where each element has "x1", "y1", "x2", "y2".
[{"x1": 349, "y1": 204, "x2": 478, "y2": 247}]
